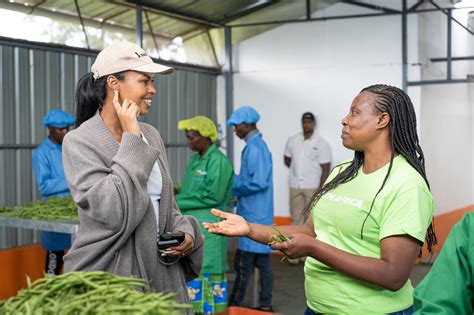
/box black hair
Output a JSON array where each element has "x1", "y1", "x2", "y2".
[
  {"x1": 75, "y1": 71, "x2": 125, "y2": 127},
  {"x1": 303, "y1": 84, "x2": 437, "y2": 253},
  {"x1": 302, "y1": 112, "x2": 315, "y2": 122}
]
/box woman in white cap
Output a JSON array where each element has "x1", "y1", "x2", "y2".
[{"x1": 62, "y1": 41, "x2": 204, "y2": 309}]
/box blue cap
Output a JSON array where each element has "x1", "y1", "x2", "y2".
[
  {"x1": 226, "y1": 106, "x2": 260, "y2": 126},
  {"x1": 43, "y1": 109, "x2": 76, "y2": 128}
]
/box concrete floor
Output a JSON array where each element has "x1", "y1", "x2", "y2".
[{"x1": 226, "y1": 254, "x2": 432, "y2": 315}]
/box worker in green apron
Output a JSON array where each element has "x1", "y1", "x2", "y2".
[{"x1": 176, "y1": 116, "x2": 234, "y2": 314}]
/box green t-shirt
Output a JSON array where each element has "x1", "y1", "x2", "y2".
[{"x1": 305, "y1": 155, "x2": 433, "y2": 314}]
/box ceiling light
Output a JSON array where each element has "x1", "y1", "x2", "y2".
[{"x1": 172, "y1": 36, "x2": 183, "y2": 45}]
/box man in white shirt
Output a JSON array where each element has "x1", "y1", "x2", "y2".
[{"x1": 284, "y1": 112, "x2": 332, "y2": 226}]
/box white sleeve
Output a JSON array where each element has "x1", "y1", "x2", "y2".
[
  {"x1": 284, "y1": 137, "x2": 293, "y2": 158},
  {"x1": 318, "y1": 139, "x2": 332, "y2": 164}
]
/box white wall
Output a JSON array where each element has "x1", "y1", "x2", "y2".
[
  {"x1": 418, "y1": 9, "x2": 474, "y2": 214},
  {"x1": 217, "y1": 3, "x2": 473, "y2": 216}
]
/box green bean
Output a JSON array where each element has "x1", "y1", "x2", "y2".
[
  {"x1": 0, "y1": 197, "x2": 78, "y2": 221},
  {"x1": 268, "y1": 226, "x2": 293, "y2": 262},
  {"x1": 1, "y1": 271, "x2": 189, "y2": 315}
]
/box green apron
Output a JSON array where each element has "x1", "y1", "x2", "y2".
[{"x1": 176, "y1": 144, "x2": 233, "y2": 274}]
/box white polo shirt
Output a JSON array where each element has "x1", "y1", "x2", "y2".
[{"x1": 284, "y1": 132, "x2": 332, "y2": 189}]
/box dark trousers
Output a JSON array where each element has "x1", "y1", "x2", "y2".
[
  {"x1": 229, "y1": 249, "x2": 273, "y2": 308},
  {"x1": 45, "y1": 250, "x2": 65, "y2": 275}
]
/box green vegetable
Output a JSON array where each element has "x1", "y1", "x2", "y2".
[
  {"x1": 0, "y1": 206, "x2": 12, "y2": 214},
  {"x1": 0, "y1": 271, "x2": 189, "y2": 315},
  {"x1": 0, "y1": 197, "x2": 78, "y2": 221},
  {"x1": 268, "y1": 226, "x2": 293, "y2": 263}
]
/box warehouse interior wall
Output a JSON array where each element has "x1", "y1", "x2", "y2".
[
  {"x1": 218, "y1": 2, "x2": 421, "y2": 218},
  {"x1": 418, "y1": 9, "x2": 473, "y2": 215},
  {"x1": 417, "y1": 8, "x2": 474, "y2": 252},
  {"x1": 217, "y1": 2, "x2": 473, "y2": 252}
]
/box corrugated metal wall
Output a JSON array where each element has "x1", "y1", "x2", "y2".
[{"x1": 0, "y1": 40, "x2": 217, "y2": 249}]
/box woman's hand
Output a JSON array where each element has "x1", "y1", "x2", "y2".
[
  {"x1": 270, "y1": 233, "x2": 316, "y2": 259},
  {"x1": 203, "y1": 209, "x2": 250, "y2": 237},
  {"x1": 167, "y1": 233, "x2": 194, "y2": 258},
  {"x1": 113, "y1": 90, "x2": 141, "y2": 136}
]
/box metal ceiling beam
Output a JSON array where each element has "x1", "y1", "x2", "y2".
[
  {"x1": 136, "y1": 5, "x2": 143, "y2": 47},
  {"x1": 74, "y1": 0, "x2": 90, "y2": 49},
  {"x1": 120, "y1": 0, "x2": 223, "y2": 28},
  {"x1": 447, "y1": 9, "x2": 452, "y2": 80},
  {"x1": 230, "y1": 11, "x2": 399, "y2": 27},
  {"x1": 145, "y1": 10, "x2": 160, "y2": 52},
  {"x1": 181, "y1": 28, "x2": 208, "y2": 42},
  {"x1": 341, "y1": 0, "x2": 401, "y2": 14},
  {"x1": 27, "y1": 0, "x2": 46, "y2": 15},
  {"x1": 408, "y1": 79, "x2": 474, "y2": 86},
  {"x1": 407, "y1": 0, "x2": 423, "y2": 13},
  {"x1": 429, "y1": 1, "x2": 474, "y2": 35},
  {"x1": 229, "y1": 5, "x2": 473, "y2": 28},
  {"x1": 99, "y1": 8, "x2": 131, "y2": 28},
  {"x1": 0, "y1": 35, "x2": 219, "y2": 74},
  {"x1": 224, "y1": 27, "x2": 234, "y2": 164},
  {"x1": 306, "y1": 0, "x2": 312, "y2": 20},
  {"x1": 206, "y1": 30, "x2": 219, "y2": 68},
  {"x1": 431, "y1": 56, "x2": 474, "y2": 62},
  {"x1": 0, "y1": 2, "x2": 172, "y2": 43},
  {"x1": 219, "y1": 0, "x2": 278, "y2": 24},
  {"x1": 402, "y1": 0, "x2": 407, "y2": 92}
]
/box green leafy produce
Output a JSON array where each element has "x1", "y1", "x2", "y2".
[
  {"x1": 0, "y1": 271, "x2": 189, "y2": 315},
  {"x1": 0, "y1": 197, "x2": 78, "y2": 221},
  {"x1": 268, "y1": 226, "x2": 293, "y2": 262},
  {"x1": 0, "y1": 206, "x2": 12, "y2": 213}
]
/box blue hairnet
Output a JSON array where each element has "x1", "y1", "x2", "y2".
[
  {"x1": 43, "y1": 109, "x2": 76, "y2": 128},
  {"x1": 226, "y1": 106, "x2": 260, "y2": 126}
]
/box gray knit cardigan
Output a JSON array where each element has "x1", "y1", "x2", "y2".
[{"x1": 62, "y1": 112, "x2": 203, "y2": 309}]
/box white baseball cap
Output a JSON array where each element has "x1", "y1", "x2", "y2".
[{"x1": 91, "y1": 41, "x2": 174, "y2": 80}]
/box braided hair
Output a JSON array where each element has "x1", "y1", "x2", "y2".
[{"x1": 302, "y1": 84, "x2": 437, "y2": 253}]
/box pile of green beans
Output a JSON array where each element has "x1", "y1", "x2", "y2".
[
  {"x1": 0, "y1": 206, "x2": 12, "y2": 213},
  {"x1": 1, "y1": 271, "x2": 189, "y2": 314},
  {"x1": 0, "y1": 197, "x2": 78, "y2": 221}
]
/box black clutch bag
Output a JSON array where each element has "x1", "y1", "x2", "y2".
[{"x1": 157, "y1": 232, "x2": 185, "y2": 250}]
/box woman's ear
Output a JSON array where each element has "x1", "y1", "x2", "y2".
[
  {"x1": 106, "y1": 75, "x2": 120, "y2": 91},
  {"x1": 376, "y1": 112, "x2": 390, "y2": 129}
]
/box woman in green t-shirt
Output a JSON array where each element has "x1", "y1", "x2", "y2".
[{"x1": 203, "y1": 84, "x2": 436, "y2": 314}]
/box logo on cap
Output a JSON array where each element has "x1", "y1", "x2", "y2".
[{"x1": 135, "y1": 51, "x2": 147, "y2": 58}]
